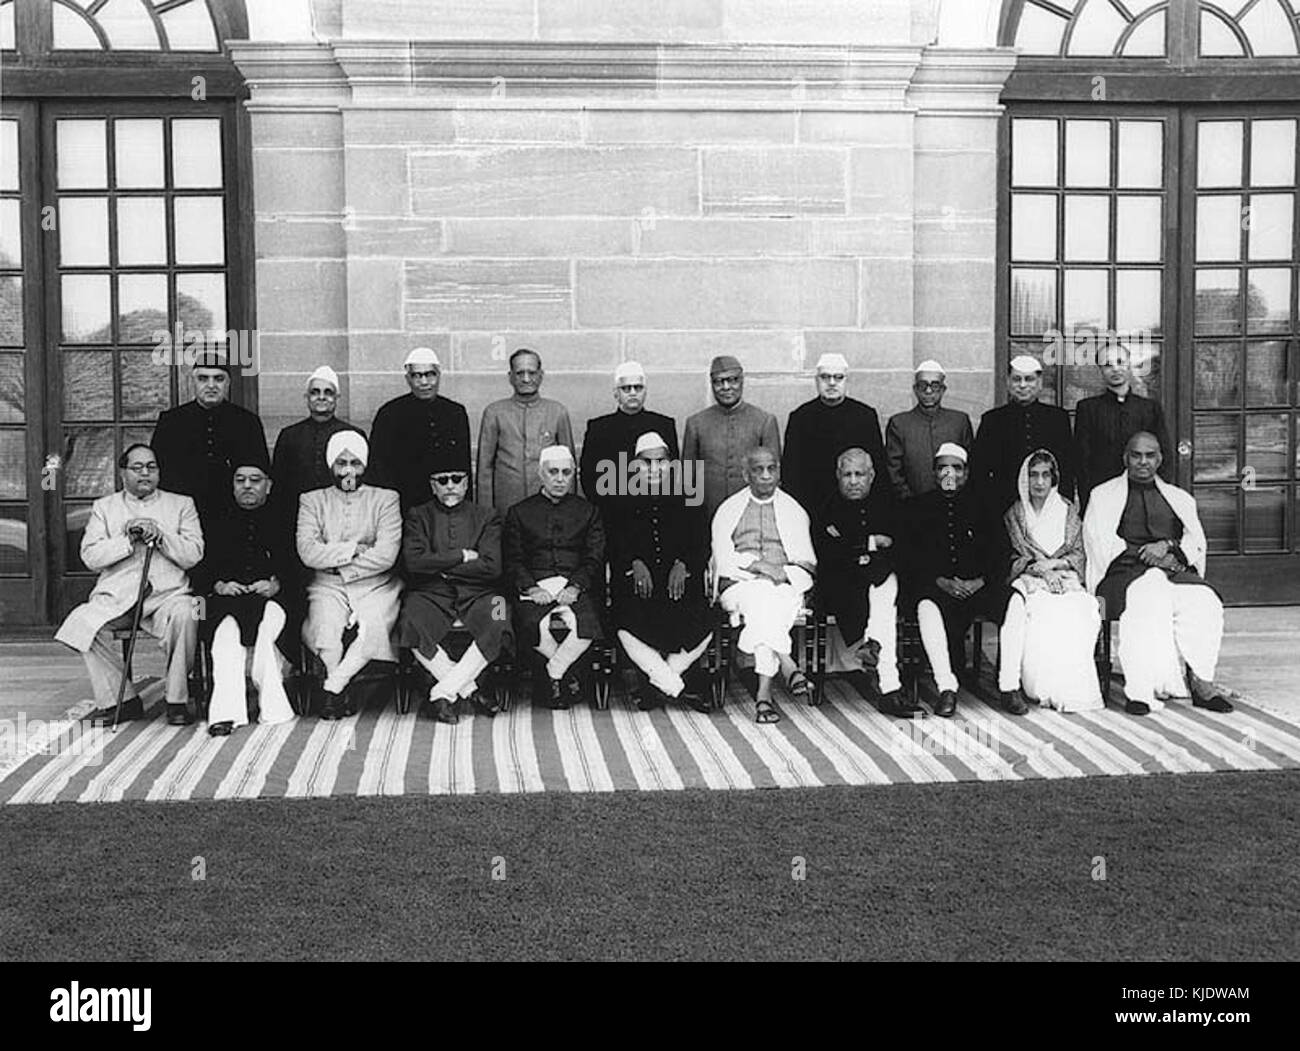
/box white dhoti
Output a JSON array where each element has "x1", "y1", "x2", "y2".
[
  {"x1": 413, "y1": 642, "x2": 490, "y2": 702},
  {"x1": 82, "y1": 593, "x2": 197, "y2": 707},
  {"x1": 863, "y1": 574, "x2": 901, "y2": 694},
  {"x1": 1004, "y1": 586, "x2": 1103, "y2": 711},
  {"x1": 617, "y1": 630, "x2": 712, "y2": 698},
  {"x1": 1117, "y1": 568, "x2": 1223, "y2": 706},
  {"x1": 208, "y1": 603, "x2": 295, "y2": 728},
  {"x1": 304, "y1": 575, "x2": 401, "y2": 694},
  {"x1": 719, "y1": 579, "x2": 804, "y2": 677}
]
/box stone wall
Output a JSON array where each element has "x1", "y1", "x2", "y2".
[{"x1": 232, "y1": 0, "x2": 1014, "y2": 468}]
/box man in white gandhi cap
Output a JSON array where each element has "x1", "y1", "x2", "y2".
[
  {"x1": 504, "y1": 444, "x2": 606, "y2": 709},
  {"x1": 782, "y1": 351, "x2": 886, "y2": 516},
  {"x1": 884, "y1": 359, "x2": 974, "y2": 502},
  {"x1": 297, "y1": 430, "x2": 403, "y2": 719},
  {"x1": 579, "y1": 360, "x2": 679, "y2": 513}
]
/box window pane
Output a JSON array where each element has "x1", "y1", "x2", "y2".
[
  {"x1": 1011, "y1": 195, "x2": 1057, "y2": 261},
  {"x1": 1067, "y1": 0, "x2": 1126, "y2": 55},
  {"x1": 1247, "y1": 193, "x2": 1294, "y2": 260},
  {"x1": 176, "y1": 273, "x2": 226, "y2": 334},
  {"x1": 1246, "y1": 269, "x2": 1292, "y2": 334},
  {"x1": 98, "y1": 0, "x2": 161, "y2": 49},
  {"x1": 1063, "y1": 269, "x2": 1108, "y2": 332},
  {"x1": 118, "y1": 273, "x2": 169, "y2": 345},
  {"x1": 52, "y1": 3, "x2": 103, "y2": 49},
  {"x1": 115, "y1": 197, "x2": 167, "y2": 266},
  {"x1": 1200, "y1": 10, "x2": 1246, "y2": 56},
  {"x1": 64, "y1": 426, "x2": 115, "y2": 499},
  {"x1": 1118, "y1": 122, "x2": 1164, "y2": 189},
  {"x1": 0, "y1": 429, "x2": 24, "y2": 499},
  {"x1": 1246, "y1": 414, "x2": 1289, "y2": 482},
  {"x1": 64, "y1": 503, "x2": 92, "y2": 573},
  {"x1": 1246, "y1": 342, "x2": 1289, "y2": 407},
  {"x1": 1120, "y1": 10, "x2": 1165, "y2": 56},
  {"x1": 121, "y1": 350, "x2": 172, "y2": 421},
  {"x1": 1196, "y1": 194, "x2": 1243, "y2": 262},
  {"x1": 1198, "y1": 122, "x2": 1244, "y2": 187},
  {"x1": 61, "y1": 274, "x2": 111, "y2": 343},
  {"x1": 0, "y1": 506, "x2": 29, "y2": 576},
  {"x1": 1194, "y1": 415, "x2": 1240, "y2": 482},
  {"x1": 0, "y1": 275, "x2": 21, "y2": 345},
  {"x1": 161, "y1": 0, "x2": 219, "y2": 51},
  {"x1": 59, "y1": 197, "x2": 110, "y2": 267},
  {"x1": 1250, "y1": 120, "x2": 1297, "y2": 187},
  {"x1": 63, "y1": 350, "x2": 114, "y2": 421},
  {"x1": 57, "y1": 120, "x2": 107, "y2": 190},
  {"x1": 1064, "y1": 196, "x2": 1109, "y2": 261},
  {"x1": 1015, "y1": 3, "x2": 1068, "y2": 55},
  {"x1": 1194, "y1": 269, "x2": 1241, "y2": 336},
  {"x1": 173, "y1": 196, "x2": 225, "y2": 265},
  {"x1": 1195, "y1": 343, "x2": 1242, "y2": 409},
  {"x1": 1244, "y1": 487, "x2": 1287, "y2": 552},
  {"x1": 171, "y1": 120, "x2": 223, "y2": 189},
  {"x1": 1240, "y1": 0, "x2": 1299, "y2": 57},
  {"x1": 1196, "y1": 488, "x2": 1239, "y2": 554},
  {"x1": 0, "y1": 2, "x2": 13, "y2": 52},
  {"x1": 1129, "y1": 340, "x2": 1163, "y2": 402},
  {"x1": 0, "y1": 351, "x2": 23, "y2": 423},
  {"x1": 0, "y1": 198, "x2": 21, "y2": 266},
  {"x1": 1115, "y1": 270, "x2": 1162, "y2": 336},
  {"x1": 0, "y1": 121, "x2": 17, "y2": 191},
  {"x1": 1010, "y1": 268, "x2": 1057, "y2": 335},
  {"x1": 1065, "y1": 121, "x2": 1110, "y2": 187},
  {"x1": 1064, "y1": 359, "x2": 1106, "y2": 411},
  {"x1": 114, "y1": 119, "x2": 165, "y2": 189},
  {"x1": 1116, "y1": 196, "x2": 1161, "y2": 261},
  {"x1": 1012, "y1": 119, "x2": 1058, "y2": 187}
]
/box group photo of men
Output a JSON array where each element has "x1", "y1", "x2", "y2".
[{"x1": 56, "y1": 336, "x2": 1235, "y2": 735}]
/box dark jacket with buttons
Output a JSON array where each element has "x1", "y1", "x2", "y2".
[
  {"x1": 367, "y1": 393, "x2": 472, "y2": 514},
  {"x1": 813, "y1": 489, "x2": 898, "y2": 642},
  {"x1": 189, "y1": 501, "x2": 289, "y2": 646},
  {"x1": 503, "y1": 492, "x2": 605, "y2": 597},
  {"x1": 900, "y1": 487, "x2": 1003, "y2": 598},
  {"x1": 969, "y1": 400, "x2": 1076, "y2": 517},
  {"x1": 152, "y1": 400, "x2": 269, "y2": 525}
]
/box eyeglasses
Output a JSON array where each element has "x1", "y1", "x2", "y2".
[
  {"x1": 431, "y1": 473, "x2": 467, "y2": 486},
  {"x1": 126, "y1": 462, "x2": 158, "y2": 473},
  {"x1": 617, "y1": 383, "x2": 645, "y2": 393},
  {"x1": 818, "y1": 373, "x2": 846, "y2": 383},
  {"x1": 409, "y1": 369, "x2": 439, "y2": 381},
  {"x1": 915, "y1": 381, "x2": 946, "y2": 392}
]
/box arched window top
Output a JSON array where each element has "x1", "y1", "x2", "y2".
[
  {"x1": 1201, "y1": 0, "x2": 1300, "y2": 57},
  {"x1": 1015, "y1": 0, "x2": 1169, "y2": 57},
  {"x1": 51, "y1": 0, "x2": 218, "y2": 52}
]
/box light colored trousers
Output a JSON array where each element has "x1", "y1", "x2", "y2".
[
  {"x1": 917, "y1": 595, "x2": 1019, "y2": 695},
  {"x1": 719, "y1": 579, "x2": 804, "y2": 677},
  {"x1": 83, "y1": 595, "x2": 196, "y2": 707},
  {"x1": 413, "y1": 642, "x2": 489, "y2": 702},
  {"x1": 617, "y1": 631, "x2": 712, "y2": 698},
  {"x1": 848, "y1": 574, "x2": 902, "y2": 694},
  {"x1": 208, "y1": 603, "x2": 295, "y2": 728},
  {"x1": 535, "y1": 604, "x2": 592, "y2": 680},
  {"x1": 1118, "y1": 569, "x2": 1223, "y2": 705}
]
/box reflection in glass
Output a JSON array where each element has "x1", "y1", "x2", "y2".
[
  {"x1": 1118, "y1": 122, "x2": 1163, "y2": 188},
  {"x1": 0, "y1": 506, "x2": 29, "y2": 576},
  {"x1": 1115, "y1": 270, "x2": 1162, "y2": 336},
  {"x1": 120, "y1": 351, "x2": 172, "y2": 421},
  {"x1": 1116, "y1": 196, "x2": 1161, "y2": 261},
  {"x1": 64, "y1": 504, "x2": 92, "y2": 574},
  {"x1": 118, "y1": 273, "x2": 169, "y2": 345},
  {"x1": 1197, "y1": 121, "x2": 1244, "y2": 187},
  {"x1": 59, "y1": 198, "x2": 110, "y2": 267},
  {"x1": 1065, "y1": 121, "x2": 1110, "y2": 187},
  {"x1": 0, "y1": 275, "x2": 21, "y2": 345},
  {"x1": 0, "y1": 121, "x2": 17, "y2": 191},
  {"x1": 64, "y1": 427, "x2": 115, "y2": 499},
  {"x1": 116, "y1": 198, "x2": 167, "y2": 266},
  {"x1": 1037, "y1": 360, "x2": 1059, "y2": 406},
  {"x1": 56, "y1": 121, "x2": 108, "y2": 190},
  {"x1": 0, "y1": 352, "x2": 22, "y2": 423},
  {"x1": 161, "y1": 0, "x2": 219, "y2": 51},
  {"x1": 1244, "y1": 488, "x2": 1287, "y2": 553},
  {"x1": 1194, "y1": 343, "x2": 1241, "y2": 409},
  {"x1": 1194, "y1": 269, "x2": 1241, "y2": 336},
  {"x1": 1128, "y1": 342, "x2": 1162, "y2": 401},
  {"x1": 173, "y1": 197, "x2": 225, "y2": 265},
  {"x1": 171, "y1": 120, "x2": 223, "y2": 189},
  {"x1": 1246, "y1": 414, "x2": 1289, "y2": 478},
  {"x1": 1063, "y1": 269, "x2": 1107, "y2": 332},
  {"x1": 1195, "y1": 487, "x2": 1238, "y2": 554},
  {"x1": 1010, "y1": 269, "x2": 1056, "y2": 335},
  {"x1": 177, "y1": 272, "x2": 226, "y2": 334},
  {"x1": 0, "y1": 199, "x2": 22, "y2": 267},
  {"x1": 1196, "y1": 194, "x2": 1242, "y2": 262},
  {"x1": 1247, "y1": 193, "x2": 1294, "y2": 260},
  {"x1": 1246, "y1": 269, "x2": 1292, "y2": 335},
  {"x1": 1064, "y1": 196, "x2": 1109, "y2": 261},
  {"x1": 62, "y1": 351, "x2": 114, "y2": 421},
  {"x1": 1064, "y1": 362, "x2": 1105, "y2": 411},
  {"x1": 114, "y1": 119, "x2": 165, "y2": 189},
  {"x1": 1194, "y1": 415, "x2": 1239, "y2": 482},
  {"x1": 1012, "y1": 119, "x2": 1058, "y2": 186},
  {"x1": 61, "y1": 274, "x2": 111, "y2": 343},
  {"x1": 1250, "y1": 120, "x2": 1297, "y2": 187},
  {"x1": 0, "y1": 428, "x2": 23, "y2": 499},
  {"x1": 1011, "y1": 195, "x2": 1056, "y2": 261}
]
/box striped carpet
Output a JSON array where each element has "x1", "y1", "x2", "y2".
[{"x1": 2, "y1": 675, "x2": 1298, "y2": 804}]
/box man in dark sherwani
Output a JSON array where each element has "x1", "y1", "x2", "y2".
[
  {"x1": 605, "y1": 431, "x2": 712, "y2": 713},
  {"x1": 397, "y1": 448, "x2": 509, "y2": 724},
  {"x1": 505, "y1": 446, "x2": 606, "y2": 710},
  {"x1": 152, "y1": 351, "x2": 269, "y2": 527},
  {"x1": 578, "y1": 360, "x2": 679, "y2": 514},
  {"x1": 367, "y1": 346, "x2": 472, "y2": 513}
]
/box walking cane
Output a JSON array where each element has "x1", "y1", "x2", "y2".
[{"x1": 110, "y1": 536, "x2": 158, "y2": 732}]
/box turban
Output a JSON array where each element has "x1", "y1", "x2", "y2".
[
  {"x1": 614, "y1": 361, "x2": 646, "y2": 385},
  {"x1": 539, "y1": 445, "x2": 574, "y2": 468},
  {"x1": 1009, "y1": 354, "x2": 1043, "y2": 375},
  {"x1": 325, "y1": 430, "x2": 369, "y2": 468},
  {"x1": 915, "y1": 359, "x2": 946, "y2": 376},
  {"x1": 815, "y1": 352, "x2": 849, "y2": 374},
  {"x1": 307, "y1": 365, "x2": 339, "y2": 392},
  {"x1": 709, "y1": 355, "x2": 743, "y2": 377},
  {"x1": 404, "y1": 346, "x2": 440, "y2": 368},
  {"x1": 934, "y1": 442, "x2": 968, "y2": 465},
  {"x1": 634, "y1": 432, "x2": 669, "y2": 457}
]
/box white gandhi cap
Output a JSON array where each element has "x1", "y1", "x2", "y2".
[
  {"x1": 538, "y1": 445, "x2": 574, "y2": 467},
  {"x1": 934, "y1": 441, "x2": 968, "y2": 464},
  {"x1": 614, "y1": 360, "x2": 646, "y2": 385},
  {"x1": 1009, "y1": 354, "x2": 1043, "y2": 375},
  {"x1": 815, "y1": 353, "x2": 849, "y2": 374},
  {"x1": 404, "y1": 346, "x2": 440, "y2": 368},
  {"x1": 634, "y1": 432, "x2": 668, "y2": 457},
  {"x1": 914, "y1": 359, "x2": 946, "y2": 376},
  {"x1": 307, "y1": 365, "x2": 339, "y2": 392}
]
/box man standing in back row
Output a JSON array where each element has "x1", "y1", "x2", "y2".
[{"x1": 580, "y1": 361, "x2": 679, "y2": 514}]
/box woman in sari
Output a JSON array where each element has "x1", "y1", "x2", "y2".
[{"x1": 1001, "y1": 449, "x2": 1103, "y2": 712}]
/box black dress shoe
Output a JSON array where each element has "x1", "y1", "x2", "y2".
[
  {"x1": 679, "y1": 690, "x2": 712, "y2": 714},
  {"x1": 86, "y1": 698, "x2": 144, "y2": 726},
  {"x1": 1125, "y1": 698, "x2": 1151, "y2": 716},
  {"x1": 547, "y1": 677, "x2": 570, "y2": 710},
  {"x1": 207, "y1": 721, "x2": 234, "y2": 737},
  {"x1": 320, "y1": 690, "x2": 346, "y2": 720},
  {"x1": 1188, "y1": 674, "x2": 1233, "y2": 712},
  {"x1": 427, "y1": 696, "x2": 459, "y2": 724},
  {"x1": 1002, "y1": 689, "x2": 1030, "y2": 716},
  {"x1": 468, "y1": 690, "x2": 500, "y2": 718},
  {"x1": 637, "y1": 686, "x2": 665, "y2": 712},
  {"x1": 880, "y1": 689, "x2": 921, "y2": 718},
  {"x1": 934, "y1": 690, "x2": 958, "y2": 718},
  {"x1": 166, "y1": 704, "x2": 194, "y2": 726}
]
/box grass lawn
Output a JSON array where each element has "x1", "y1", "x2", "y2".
[{"x1": 1, "y1": 770, "x2": 1295, "y2": 961}]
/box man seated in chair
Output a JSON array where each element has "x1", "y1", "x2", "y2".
[
  {"x1": 56, "y1": 444, "x2": 204, "y2": 727},
  {"x1": 711, "y1": 446, "x2": 816, "y2": 725},
  {"x1": 191, "y1": 458, "x2": 296, "y2": 737},
  {"x1": 298, "y1": 432, "x2": 403, "y2": 720},
  {"x1": 1083, "y1": 431, "x2": 1232, "y2": 716},
  {"x1": 901, "y1": 442, "x2": 1017, "y2": 718},
  {"x1": 504, "y1": 445, "x2": 605, "y2": 710},
  {"x1": 397, "y1": 451, "x2": 510, "y2": 724},
  {"x1": 606, "y1": 432, "x2": 712, "y2": 713},
  {"x1": 813, "y1": 447, "x2": 909, "y2": 715}
]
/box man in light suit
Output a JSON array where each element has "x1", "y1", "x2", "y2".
[{"x1": 56, "y1": 443, "x2": 205, "y2": 727}]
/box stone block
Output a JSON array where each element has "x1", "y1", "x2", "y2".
[
  {"x1": 256, "y1": 260, "x2": 348, "y2": 332},
  {"x1": 344, "y1": 147, "x2": 409, "y2": 217},
  {"x1": 405, "y1": 260, "x2": 574, "y2": 330},
  {"x1": 702, "y1": 148, "x2": 847, "y2": 215},
  {"x1": 444, "y1": 218, "x2": 634, "y2": 257}
]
